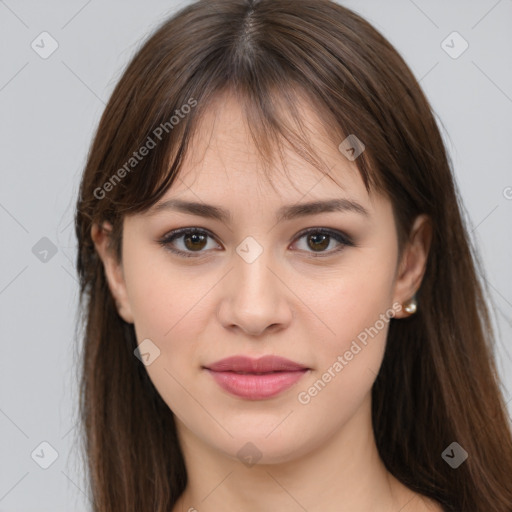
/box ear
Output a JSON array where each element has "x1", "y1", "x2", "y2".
[
  {"x1": 91, "y1": 221, "x2": 135, "y2": 324},
  {"x1": 392, "y1": 214, "x2": 432, "y2": 319}
]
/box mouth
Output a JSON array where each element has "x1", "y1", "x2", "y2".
[
  {"x1": 205, "y1": 354, "x2": 308, "y2": 373},
  {"x1": 203, "y1": 355, "x2": 310, "y2": 400}
]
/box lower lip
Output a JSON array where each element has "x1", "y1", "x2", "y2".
[{"x1": 205, "y1": 369, "x2": 308, "y2": 400}]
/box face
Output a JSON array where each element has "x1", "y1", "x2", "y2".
[{"x1": 93, "y1": 92, "x2": 430, "y2": 465}]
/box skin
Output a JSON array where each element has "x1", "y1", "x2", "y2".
[{"x1": 92, "y1": 91, "x2": 441, "y2": 511}]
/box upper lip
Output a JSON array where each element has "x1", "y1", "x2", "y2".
[{"x1": 204, "y1": 355, "x2": 308, "y2": 373}]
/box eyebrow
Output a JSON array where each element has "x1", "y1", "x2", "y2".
[{"x1": 148, "y1": 198, "x2": 369, "y2": 223}]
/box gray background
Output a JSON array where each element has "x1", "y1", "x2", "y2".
[{"x1": 1, "y1": 1, "x2": 511, "y2": 510}]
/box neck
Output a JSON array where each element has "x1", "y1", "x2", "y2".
[{"x1": 173, "y1": 394, "x2": 415, "y2": 512}]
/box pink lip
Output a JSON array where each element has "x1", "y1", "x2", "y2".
[{"x1": 204, "y1": 355, "x2": 309, "y2": 400}]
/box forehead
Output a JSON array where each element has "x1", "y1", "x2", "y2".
[{"x1": 166, "y1": 91, "x2": 372, "y2": 207}]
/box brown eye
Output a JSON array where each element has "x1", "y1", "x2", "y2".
[
  {"x1": 159, "y1": 228, "x2": 221, "y2": 258},
  {"x1": 183, "y1": 232, "x2": 208, "y2": 251},
  {"x1": 292, "y1": 228, "x2": 354, "y2": 257},
  {"x1": 306, "y1": 233, "x2": 330, "y2": 252}
]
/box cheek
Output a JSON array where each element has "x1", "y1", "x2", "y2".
[
  {"x1": 123, "y1": 242, "x2": 209, "y2": 341},
  {"x1": 295, "y1": 296, "x2": 392, "y2": 434},
  {"x1": 305, "y1": 250, "x2": 397, "y2": 352},
  {"x1": 297, "y1": 247, "x2": 397, "y2": 406},
  {"x1": 305, "y1": 290, "x2": 391, "y2": 397},
  {"x1": 122, "y1": 252, "x2": 209, "y2": 422}
]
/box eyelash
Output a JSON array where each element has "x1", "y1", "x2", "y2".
[{"x1": 157, "y1": 227, "x2": 355, "y2": 259}]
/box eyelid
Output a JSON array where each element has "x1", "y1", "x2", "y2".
[{"x1": 292, "y1": 227, "x2": 354, "y2": 247}]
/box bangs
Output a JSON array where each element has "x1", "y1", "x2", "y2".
[{"x1": 119, "y1": 80, "x2": 382, "y2": 217}]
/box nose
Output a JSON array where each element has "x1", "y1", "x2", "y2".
[{"x1": 216, "y1": 247, "x2": 294, "y2": 337}]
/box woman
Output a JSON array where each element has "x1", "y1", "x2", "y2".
[{"x1": 74, "y1": 1, "x2": 512, "y2": 510}]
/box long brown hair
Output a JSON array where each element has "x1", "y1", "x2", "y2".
[{"x1": 74, "y1": 1, "x2": 512, "y2": 510}]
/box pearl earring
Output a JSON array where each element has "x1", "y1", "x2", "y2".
[{"x1": 403, "y1": 297, "x2": 418, "y2": 315}]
